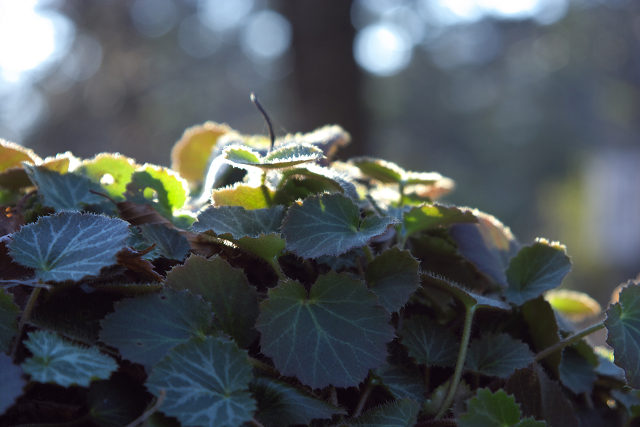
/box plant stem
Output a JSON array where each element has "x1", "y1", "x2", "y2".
[
  {"x1": 435, "y1": 304, "x2": 476, "y2": 420},
  {"x1": 250, "y1": 418, "x2": 266, "y2": 427},
  {"x1": 124, "y1": 389, "x2": 166, "y2": 427},
  {"x1": 248, "y1": 356, "x2": 280, "y2": 376},
  {"x1": 352, "y1": 376, "x2": 374, "y2": 418},
  {"x1": 362, "y1": 245, "x2": 374, "y2": 263},
  {"x1": 534, "y1": 321, "x2": 606, "y2": 362},
  {"x1": 11, "y1": 286, "x2": 42, "y2": 361}
]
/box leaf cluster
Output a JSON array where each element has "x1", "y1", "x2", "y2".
[{"x1": 0, "y1": 124, "x2": 638, "y2": 427}]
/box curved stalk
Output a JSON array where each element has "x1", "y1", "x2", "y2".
[
  {"x1": 535, "y1": 321, "x2": 605, "y2": 362},
  {"x1": 11, "y1": 286, "x2": 42, "y2": 360}
]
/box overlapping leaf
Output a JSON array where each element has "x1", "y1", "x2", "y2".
[
  {"x1": 8, "y1": 212, "x2": 129, "y2": 282},
  {"x1": 422, "y1": 272, "x2": 510, "y2": 311},
  {"x1": 0, "y1": 139, "x2": 40, "y2": 171},
  {"x1": 558, "y1": 347, "x2": 597, "y2": 394},
  {"x1": 465, "y1": 333, "x2": 534, "y2": 378},
  {"x1": 282, "y1": 193, "x2": 396, "y2": 258},
  {"x1": 24, "y1": 164, "x2": 104, "y2": 210},
  {"x1": 223, "y1": 143, "x2": 323, "y2": 170},
  {"x1": 126, "y1": 164, "x2": 188, "y2": 215},
  {"x1": 21, "y1": 330, "x2": 117, "y2": 387},
  {"x1": 99, "y1": 289, "x2": 212, "y2": 366},
  {"x1": 133, "y1": 223, "x2": 191, "y2": 261},
  {"x1": 192, "y1": 205, "x2": 284, "y2": 239},
  {"x1": 545, "y1": 289, "x2": 601, "y2": 321},
  {"x1": 277, "y1": 164, "x2": 358, "y2": 201},
  {"x1": 212, "y1": 183, "x2": 274, "y2": 209},
  {"x1": 87, "y1": 376, "x2": 149, "y2": 427},
  {"x1": 403, "y1": 204, "x2": 476, "y2": 238},
  {"x1": 458, "y1": 388, "x2": 545, "y2": 427},
  {"x1": 146, "y1": 337, "x2": 256, "y2": 427},
  {"x1": 165, "y1": 255, "x2": 259, "y2": 347},
  {"x1": 605, "y1": 283, "x2": 640, "y2": 388},
  {"x1": 365, "y1": 247, "x2": 420, "y2": 313},
  {"x1": 506, "y1": 239, "x2": 572, "y2": 305},
  {"x1": 399, "y1": 315, "x2": 458, "y2": 367},
  {"x1": 521, "y1": 297, "x2": 562, "y2": 372},
  {"x1": 256, "y1": 272, "x2": 394, "y2": 388},
  {"x1": 0, "y1": 288, "x2": 19, "y2": 353},
  {"x1": 0, "y1": 354, "x2": 25, "y2": 414},
  {"x1": 78, "y1": 153, "x2": 137, "y2": 200},
  {"x1": 346, "y1": 399, "x2": 420, "y2": 427},
  {"x1": 375, "y1": 363, "x2": 426, "y2": 402}
]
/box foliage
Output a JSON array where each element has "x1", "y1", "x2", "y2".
[{"x1": 0, "y1": 122, "x2": 638, "y2": 426}]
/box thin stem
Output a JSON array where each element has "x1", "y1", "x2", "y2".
[
  {"x1": 250, "y1": 93, "x2": 275, "y2": 152},
  {"x1": 250, "y1": 418, "x2": 266, "y2": 427},
  {"x1": 535, "y1": 321, "x2": 605, "y2": 362},
  {"x1": 11, "y1": 286, "x2": 42, "y2": 361},
  {"x1": 124, "y1": 389, "x2": 166, "y2": 427},
  {"x1": 329, "y1": 385, "x2": 339, "y2": 407},
  {"x1": 248, "y1": 356, "x2": 280, "y2": 376},
  {"x1": 435, "y1": 304, "x2": 476, "y2": 420},
  {"x1": 352, "y1": 376, "x2": 374, "y2": 418},
  {"x1": 362, "y1": 245, "x2": 374, "y2": 263}
]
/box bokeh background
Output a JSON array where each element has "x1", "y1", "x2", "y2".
[{"x1": 1, "y1": 0, "x2": 638, "y2": 304}]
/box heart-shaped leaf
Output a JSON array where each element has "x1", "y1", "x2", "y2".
[
  {"x1": 399, "y1": 315, "x2": 458, "y2": 367},
  {"x1": 365, "y1": 247, "x2": 420, "y2": 313},
  {"x1": 8, "y1": 212, "x2": 129, "y2": 282},
  {"x1": 0, "y1": 354, "x2": 25, "y2": 414},
  {"x1": 0, "y1": 288, "x2": 19, "y2": 353},
  {"x1": 256, "y1": 272, "x2": 394, "y2": 388},
  {"x1": 24, "y1": 164, "x2": 105, "y2": 210},
  {"x1": 21, "y1": 330, "x2": 117, "y2": 387},
  {"x1": 146, "y1": 336, "x2": 256, "y2": 427},
  {"x1": 459, "y1": 388, "x2": 545, "y2": 427},
  {"x1": 192, "y1": 205, "x2": 284, "y2": 239},
  {"x1": 282, "y1": 193, "x2": 396, "y2": 258},
  {"x1": 465, "y1": 333, "x2": 534, "y2": 379},
  {"x1": 605, "y1": 283, "x2": 640, "y2": 388}
]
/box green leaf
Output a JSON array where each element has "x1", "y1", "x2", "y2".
[
  {"x1": 545, "y1": 289, "x2": 601, "y2": 322},
  {"x1": 403, "y1": 204, "x2": 476, "y2": 238},
  {"x1": 505, "y1": 239, "x2": 572, "y2": 305},
  {"x1": 8, "y1": 212, "x2": 129, "y2": 282},
  {"x1": 399, "y1": 315, "x2": 458, "y2": 367},
  {"x1": 165, "y1": 255, "x2": 259, "y2": 348},
  {"x1": 375, "y1": 363, "x2": 426, "y2": 401},
  {"x1": 0, "y1": 288, "x2": 19, "y2": 353},
  {"x1": 459, "y1": 388, "x2": 545, "y2": 427},
  {"x1": 24, "y1": 164, "x2": 104, "y2": 210},
  {"x1": 256, "y1": 272, "x2": 394, "y2": 388},
  {"x1": 558, "y1": 347, "x2": 596, "y2": 394},
  {"x1": 212, "y1": 183, "x2": 274, "y2": 209},
  {"x1": 78, "y1": 153, "x2": 137, "y2": 201},
  {"x1": 282, "y1": 193, "x2": 396, "y2": 258},
  {"x1": 99, "y1": 289, "x2": 212, "y2": 366},
  {"x1": 223, "y1": 143, "x2": 324, "y2": 170},
  {"x1": 136, "y1": 224, "x2": 191, "y2": 261},
  {"x1": 351, "y1": 157, "x2": 405, "y2": 183},
  {"x1": 88, "y1": 376, "x2": 149, "y2": 427},
  {"x1": 422, "y1": 272, "x2": 510, "y2": 311},
  {"x1": 465, "y1": 333, "x2": 534, "y2": 378},
  {"x1": 521, "y1": 297, "x2": 562, "y2": 372},
  {"x1": 126, "y1": 164, "x2": 188, "y2": 215},
  {"x1": 146, "y1": 336, "x2": 256, "y2": 427},
  {"x1": 605, "y1": 283, "x2": 640, "y2": 388},
  {"x1": 251, "y1": 377, "x2": 346, "y2": 427},
  {"x1": 192, "y1": 205, "x2": 284, "y2": 239},
  {"x1": 348, "y1": 399, "x2": 420, "y2": 427},
  {"x1": 21, "y1": 330, "x2": 117, "y2": 387},
  {"x1": 365, "y1": 247, "x2": 420, "y2": 313},
  {"x1": 223, "y1": 146, "x2": 262, "y2": 165},
  {"x1": 0, "y1": 139, "x2": 40, "y2": 171},
  {"x1": 235, "y1": 233, "x2": 286, "y2": 272},
  {"x1": 0, "y1": 353, "x2": 25, "y2": 414},
  {"x1": 278, "y1": 164, "x2": 358, "y2": 200}
]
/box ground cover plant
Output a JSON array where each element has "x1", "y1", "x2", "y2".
[{"x1": 1, "y1": 98, "x2": 640, "y2": 426}]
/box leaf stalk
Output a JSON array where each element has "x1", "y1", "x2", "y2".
[{"x1": 534, "y1": 321, "x2": 606, "y2": 362}]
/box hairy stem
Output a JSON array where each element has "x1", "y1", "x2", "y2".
[
  {"x1": 124, "y1": 389, "x2": 166, "y2": 427},
  {"x1": 534, "y1": 321, "x2": 606, "y2": 362},
  {"x1": 11, "y1": 286, "x2": 42, "y2": 361},
  {"x1": 435, "y1": 304, "x2": 476, "y2": 420},
  {"x1": 352, "y1": 376, "x2": 374, "y2": 418}
]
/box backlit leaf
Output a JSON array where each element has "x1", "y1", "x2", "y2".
[
  {"x1": 459, "y1": 388, "x2": 545, "y2": 427},
  {"x1": 146, "y1": 336, "x2": 256, "y2": 427},
  {"x1": 351, "y1": 157, "x2": 405, "y2": 184},
  {"x1": 347, "y1": 399, "x2": 420, "y2": 427},
  {"x1": 223, "y1": 143, "x2": 323, "y2": 170},
  {"x1": 126, "y1": 164, "x2": 188, "y2": 215},
  {"x1": 282, "y1": 193, "x2": 396, "y2": 258},
  {"x1": 235, "y1": 233, "x2": 286, "y2": 272},
  {"x1": 78, "y1": 153, "x2": 137, "y2": 200},
  {"x1": 0, "y1": 354, "x2": 25, "y2": 414},
  {"x1": 365, "y1": 247, "x2": 420, "y2": 313},
  {"x1": 403, "y1": 204, "x2": 476, "y2": 238},
  {"x1": 0, "y1": 288, "x2": 19, "y2": 353},
  {"x1": 171, "y1": 122, "x2": 231, "y2": 184},
  {"x1": 222, "y1": 146, "x2": 261, "y2": 166},
  {"x1": 251, "y1": 377, "x2": 346, "y2": 426},
  {"x1": 466, "y1": 333, "x2": 534, "y2": 378},
  {"x1": 605, "y1": 283, "x2": 640, "y2": 388},
  {"x1": 506, "y1": 239, "x2": 571, "y2": 305},
  {"x1": 399, "y1": 315, "x2": 458, "y2": 367},
  {"x1": 545, "y1": 289, "x2": 601, "y2": 321},
  {"x1": 256, "y1": 272, "x2": 394, "y2": 388},
  {"x1": 99, "y1": 289, "x2": 212, "y2": 367},
  {"x1": 278, "y1": 164, "x2": 358, "y2": 200},
  {"x1": 192, "y1": 205, "x2": 284, "y2": 239},
  {"x1": 212, "y1": 183, "x2": 274, "y2": 209},
  {"x1": 0, "y1": 139, "x2": 40, "y2": 171},
  {"x1": 165, "y1": 255, "x2": 259, "y2": 348},
  {"x1": 8, "y1": 212, "x2": 129, "y2": 282},
  {"x1": 24, "y1": 164, "x2": 104, "y2": 210},
  {"x1": 22, "y1": 330, "x2": 117, "y2": 387}
]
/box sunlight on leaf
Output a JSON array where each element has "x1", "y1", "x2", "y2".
[
  {"x1": 605, "y1": 283, "x2": 640, "y2": 388},
  {"x1": 545, "y1": 289, "x2": 601, "y2": 321},
  {"x1": 24, "y1": 164, "x2": 105, "y2": 210},
  {"x1": 78, "y1": 153, "x2": 137, "y2": 201},
  {"x1": 212, "y1": 183, "x2": 274, "y2": 209},
  {"x1": 192, "y1": 205, "x2": 284, "y2": 239}
]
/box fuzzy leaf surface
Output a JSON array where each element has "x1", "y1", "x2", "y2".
[
  {"x1": 365, "y1": 247, "x2": 420, "y2": 313},
  {"x1": 0, "y1": 139, "x2": 40, "y2": 171},
  {"x1": 375, "y1": 363, "x2": 426, "y2": 401},
  {"x1": 251, "y1": 377, "x2": 346, "y2": 426},
  {"x1": 403, "y1": 204, "x2": 476, "y2": 238},
  {"x1": 351, "y1": 157, "x2": 405, "y2": 183},
  {"x1": 422, "y1": 273, "x2": 510, "y2": 311},
  {"x1": 171, "y1": 121, "x2": 230, "y2": 184},
  {"x1": 282, "y1": 193, "x2": 395, "y2": 258},
  {"x1": 137, "y1": 223, "x2": 190, "y2": 261},
  {"x1": 8, "y1": 212, "x2": 129, "y2": 282},
  {"x1": 399, "y1": 315, "x2": 458, "y2": 367},
  {"x1": 192, "y1": 205, "x2": 284, "y2": 239},
  {"x1": 459, "y1": 388, "x2": 545, "y2": 427},
  {"x1": 165, "y1": 255, "x2": 258, "y2": 347},
  {"x1": 126, "y1": 165, "x2": 188, "y2": 214},
  {"x1": 605, "y1": 283, "x2": 640, "y2": 388},
  {"x1": 24, "y1": 164, "x2": 104, "y2": 210},
  {"x1": 256, "y1": 272, "x2": 394, "y2": 388},
  {"x1": 347, "y1": 399, "x2": 420, "y2": 427},
  {"x1": 0, "y1": 354, "x2": 25, "y2": 414},
  {"x1": 212, "y1": 183, "x2": 274, "y2": 209},
  {"x1": 22, "y1": 330, "x2": 117, "y2": 387},
  {"x1": 505, "y1": 239, "x2": 571, "y2": 305},
  {"x1": 78, "y1": 153, "x2": 137, "y2": 200},
  {"x1": 0, "y1": 288, "x2": 19, "y2": 353},
  {"x1": 146, "y1": 337, "x2": 255, "y2": 427},
  {"x1": 466, "y1": 333, "x2": 534, "y2": 378},
  {"x1": 99, "y1": 289, "x2": 212, "y2": 366}
]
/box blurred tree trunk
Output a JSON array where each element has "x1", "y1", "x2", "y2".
[{"x1": 279, "y1": 0, "x2": 365, "y2": 157}]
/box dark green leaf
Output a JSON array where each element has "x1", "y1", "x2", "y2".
[
  {"x1": 137, "y1": 224, "x2": 190, "y2": 261},
  {"x1": 365, "y1": 247, "x2": 420, "y2": 313},
  {"x1": 99, "y1": 289, "x2": 212, "y2": 366},
  {"x1": 399, "y1": 315, "x2": 458, "y2": 367},
  {"x1": 422, "y1": 272, "x2": 510, "y2": 311},
  {"x1": 192, "y1": 205, "x2": 284, "y2": 239},
  {"x1": 8, "y1": 212, "x2": 129, "y2": 282},
  {"x1": 605, "y1": 283, "x2": 640, "y2": 388},
  {"x1": 78, "y1": 153, "x2": 137, "y2": 200},
  {"x1": 256, "y1": 272, "x2": 394, "y2": 388},
  {"x1": 423, "y1": 379, "x2": 472, "y2": 417},
  {"x1": 88, "y1": 376, "x2": 149, "y2": 427},
  {"x1": 0, "y1": 288, "x2": 19, "y2": 353},
  {"x1": 251, "y1": 377, "x2": 346, "y2": 427},
  {"x1": 24, "y1": 164, "x2": 104, "y2": 210},
  {"x1": 558, "y1": 347, "x2": 596, "y2": 394},
  {"x1": 165, "y1": 255, "x2": 258, "y2": 347},
  {"x1": 212, "y1": 183, "x2": 274, "y2": 209},
  {"x1": 403, "y1": 204, "x2": 476, "y2": 238},
  {"x1": 282, "y1": 193, "x2": 396, "y2": 258},
  {"x1": 521, "y1": 297, "x2": 561, "y2": 373},
  {"x1": 505, "y1": 239, "x2": 571, "y2": 305},
  {"x1": 375, "y1": 363, "x2": 426, "y2": 401},
  {"x1": 146, "y1": 337, "x2": 256, "y2": 427},
  {"x1": 348, "y1": 399, "x2": 420, "y2": 427},
  {"x1": 22, "y1": 330, "x2": 117, "y2": 387},
  {"x1": 351, "y1": 157, "x2": 405, "y2": 183},
  {"x1": 459, "y1": 388, "x2": 545, "y2": 427},
  {"x1": 465, "y1": 333, "x2": 534, "y2": 378},
  {"x1": 0, "y1": 353, "x2": 25, "y2": 414}
]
